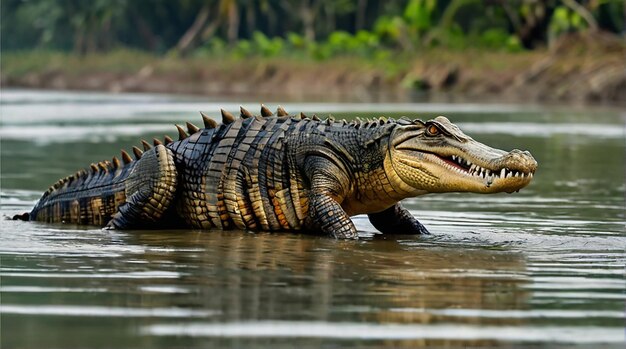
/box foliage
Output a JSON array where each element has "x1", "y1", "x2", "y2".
[
  {"x1": 1, "y1": 0, "x2": 623, "y2": 59},
  {"x1": 549, "y1": 5, "x2": 588, "y2": 40}
]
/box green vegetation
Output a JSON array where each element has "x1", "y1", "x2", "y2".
[
  {"x1": 2, "y1": 49, "x2": 157, "y2": 77},
  {"x1": 2, "y1": 1, "x2": 624, "y2": 104},
  {"x1": 2, "y1": 0, "x2": 624, "y2": 59}
]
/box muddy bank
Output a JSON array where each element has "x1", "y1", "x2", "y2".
[{"x1": 3, "y1": 33, "x2": 624, "y2": 104}]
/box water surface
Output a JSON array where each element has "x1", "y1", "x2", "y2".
[{"x1": 1, "y1": 90, "x2": 624, "y2": 348}]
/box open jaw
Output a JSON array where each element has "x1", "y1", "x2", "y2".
[
  {"x1": 432, "y1": 153, "x2": 534, "y2": 181},
  {"x1": 396, "y1": 149, "x2": 538, "y2": 193}
]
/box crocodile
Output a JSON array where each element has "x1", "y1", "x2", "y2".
[{"x1": 19, "y1": 105, "x2": 537, "y2": 239}]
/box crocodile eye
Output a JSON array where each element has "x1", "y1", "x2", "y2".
[{"x1": 426, "y1": 125, "x2": 440, "y2": 136}]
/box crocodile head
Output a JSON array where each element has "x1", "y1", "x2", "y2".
[{"x1": 387, "y1": 116, "x2": 537, "y2": 194}]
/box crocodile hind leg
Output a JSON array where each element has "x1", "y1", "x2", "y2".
[
  {"x1": 107, "y1": 145, "x2": 178, "y2": 229},
  {"x1": 368, "y1": 203, "x2": 430, "y2": 235}
]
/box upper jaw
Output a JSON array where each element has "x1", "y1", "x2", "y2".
[{"x1": 436, "y1": 148, "x2": 537, "y2": 180}]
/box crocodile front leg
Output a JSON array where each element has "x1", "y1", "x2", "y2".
[
  {"x1": 308, "y1": 193, "x2": 358, "y2": 239},
  {"x1": 305, "y1": 156, "x2": 358, "y2": 239},
  {"x1": 368, "y1": 203, "x2": 430, "y2": 235}
]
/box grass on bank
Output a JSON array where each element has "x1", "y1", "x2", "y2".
[{"x1": 2, "y1": 46, "x2": 540, "y2": 83}]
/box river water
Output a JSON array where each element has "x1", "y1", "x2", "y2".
[{"x1": 1, "y1": 90, "x2": 624, "y2": 348}]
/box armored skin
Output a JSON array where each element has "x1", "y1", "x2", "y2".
[{"x1": 24, "y1": 105, "x2": 537, "y2": 239}]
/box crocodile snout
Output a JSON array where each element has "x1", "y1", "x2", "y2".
[{"x1": 502, "y1": 149, "x2": 537, "y2": 174}]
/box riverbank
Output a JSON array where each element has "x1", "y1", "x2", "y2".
[{"x1": 2, "y1": 32, "x2": 624, "y2": 105}]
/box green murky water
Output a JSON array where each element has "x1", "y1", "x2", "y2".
[{"x1": 1, "y1": 90, "x2": 624, "y2": 348}]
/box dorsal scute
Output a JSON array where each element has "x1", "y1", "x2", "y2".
[
  {"x1": 104, "y1": 160, "x2": 114, "y2": 171},
  {"x1": 276, "y1": 105, "x2": 288, "y2": 116},
  {"x1": 323, "y1": 114, "x2": 335, "y2": 126},
  {"x1": 112, "y1": 156, "x2": 121, "y2": 169},
  {"x1": 352, "y1": 117, "x2": 363, "y2": 128},
  {"x1": 141, "y1": 139, "x2": 152, "y2": 151},
  {"x1": 66, "y1": 174, "x2": 75, "y2": 185},
  {"x1": 97, "y1": 161, "x2": 109, "y2": 172},
  {"x1": 121, "y1": 150, "x2": 133, "y2": 164},
  {"x1": 240, "y1": 106, "x2": 254, "y2": 119},
  {"x1": 186, "y1": 122, "x2": 200, "y2": 134},
  {"x1": 175, "y1": 124, "x2": 188, "y2": 140},
  {"x1": 221, "y1": 109, "x2": 236, "y2": 124},
  {"x1": 201, "y1": 112, "x2": 218, "y2": 129},
  {"x1": 260, "y1": 104, "x2": 273, "y2": 117},
  {"x1": 132, "y1": 146, "x2": 143, "y2": 160}
]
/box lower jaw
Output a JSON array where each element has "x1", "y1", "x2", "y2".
[
  {"x1": 396, "y1": 156, "x2": 531, "y2": 193},
  {"x1": 433, "y1": 175, "x2": 530, "y2": 193}
]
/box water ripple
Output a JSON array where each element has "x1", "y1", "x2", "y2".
[
  {"x1": 1, "y1": 305, "x2": 219, "y2": 318},
  {"x1": 142, "y1": 321, "x2": 624, "y2": 343}
]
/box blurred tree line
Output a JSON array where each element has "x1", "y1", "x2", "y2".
[{"x1": 1, "y1": 0, "x2": 624, "y2": 58}]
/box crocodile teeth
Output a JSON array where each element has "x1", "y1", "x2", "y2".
[{"x1": 443, "y1": 156, "x2": 533, "y2": 181}]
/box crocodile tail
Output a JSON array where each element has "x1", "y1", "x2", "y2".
[
  {"x1": 29, "y1": 155, "x2": 129, "y2": 225},
  {"x1": 11, "y1": 212, "x2": 30, "y2": 221},
  {"x1": 29, "y1": 144, "x2": 178, "y2": 228}
]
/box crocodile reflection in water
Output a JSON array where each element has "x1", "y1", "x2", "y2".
[{"x1": 132, "y1": 231, "x2": 528, "y2": 346}]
